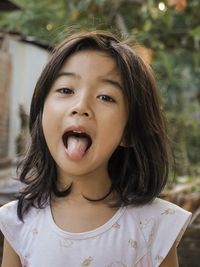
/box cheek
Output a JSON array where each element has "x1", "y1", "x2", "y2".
[
  {"x1": 111, "y1": 107, "x2": 127, "y2": 132},
  {"x1": 102, "y1": 115, "x2": 127, "y2": 146},
  {"x1": 42, "y1": 116, "x2": 51, "y2": 149},
  {"x1": 42, "y1": 102, "x2": 60, "y2": 144},
  {"x1": 115, "y1": 109, "x2": 128, "y2": 143},
  {"x1": 42, "y1": 104, "x2": 51, "y2": 135}
]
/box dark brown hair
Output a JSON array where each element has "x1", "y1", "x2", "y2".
[{"x1": 17, "y1": 31, "x2": 171, "y2": 220}]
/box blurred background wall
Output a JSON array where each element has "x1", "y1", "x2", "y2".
[{"x1": 0, "y1": 0, "x2": 199, "y2": 266}]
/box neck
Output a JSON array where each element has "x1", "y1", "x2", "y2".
[{"x1": 56, "y1": 170, "x2": 112, "y2": 202}]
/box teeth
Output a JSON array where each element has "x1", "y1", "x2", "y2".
[{"x1": 73, "y1": 130, "x2": 82, "y2": 134}]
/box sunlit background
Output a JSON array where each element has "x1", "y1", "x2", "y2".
[{"x1": 0, "y1": 1, "x2": 199, "y2": 266}]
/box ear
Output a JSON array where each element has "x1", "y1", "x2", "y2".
[
  {"x1": 120, "y1": 127, "x2": 129, "y2": 147},
  {"x1": 120, "y1": 136, "x2": 127, "y2": 147},
  {"x1": 120, "y1": 132, "x2": 133, "y2": 148},
  {"x1": 120, "y1": 141, "x2": 125, "y2": 147}
]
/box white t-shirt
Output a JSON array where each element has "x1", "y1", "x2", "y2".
[{"x1": 0, "y1": 198, "x2": 191, "y2": 267}]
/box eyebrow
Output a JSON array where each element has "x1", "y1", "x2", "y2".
[
  {"x1": 56, "y1": 72, "x2": 78, "y2": 78},
  {"x1": 56, "y1": 72, "x2": 122, "y2": 90},
  {"x1": 99, "y1": 78, "x2": 122, "y2": 90}
]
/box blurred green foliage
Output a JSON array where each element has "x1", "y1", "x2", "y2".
[{"x1": 0, "y1": 0, "x2": 199, "y2": 179}]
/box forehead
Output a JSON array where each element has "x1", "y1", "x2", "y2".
[{"x1": 57, "y1": 49, "x2": 121, "y2": 80}]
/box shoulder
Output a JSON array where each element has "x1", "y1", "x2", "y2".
[
  {"x1": 0, "y1": 201, "x2": 22, "y2": 255},
  {"x1": 0, "y1": 200, "x2": 18, "y2": 211},
  {"x1": 126, "y1": 198, "x2": 192, "y2": 267},
  {"x1": 130, "y1": 198, "x2": 192, "y2": 246},
  {"x1": 0, "y1": 200, "x2": 19, "y2": 224},
  {"x1": 137, "y1": 197, "x2": 191, "y2": 219},
  {"x1": 126, "y1": 198, "x2": 191, "y2": 227},
  {"x1": 0, "y1": 200, "x2": 25, "y2": 235},
  {"x1": 0, "y1": 200, "x2": 37, "y2": 224},
  {"x1": 0, "y1": 200, "x2": 47, "y2": 256}
]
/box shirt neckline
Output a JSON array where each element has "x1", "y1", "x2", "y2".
[{"x1": 46, "y1": 204, "x2": 126, "y2": 240}]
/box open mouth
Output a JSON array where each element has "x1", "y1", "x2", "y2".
[{"x1": 62, "y1": 130, "x2": 92, "y2": 160}]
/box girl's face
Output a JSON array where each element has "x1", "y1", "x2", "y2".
[{"x1": 42, "y1": 50, "x2": 127, "y2": 180}]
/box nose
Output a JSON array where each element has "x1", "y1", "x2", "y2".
[
  {"x1": 70, "y1": 94, "x2": 92, "y2": 118},
  {"x1": 71, "y1": 110, "x2": 90, "y2": 117}
]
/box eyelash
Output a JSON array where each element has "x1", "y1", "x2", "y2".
[
  {"x1": 56, "y1": 88, "x2": 115, "y2": 103},
  {"x1": 98, "y1": 95, "x2": 115, "y2": 103},
  {"x1": 57, "y1": 88, "x2": 73, "y2": 94}
]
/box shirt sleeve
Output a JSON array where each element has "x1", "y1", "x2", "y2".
[
  {"x1": 150, "y1": 198, "x2": 192, "y2": 267},
  {"x1": 0, "y1": 200, "x2": 22, "y2": 256}
]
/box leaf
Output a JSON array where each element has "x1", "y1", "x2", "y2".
[
  {"x1": 190, "y1": 26, "x2": 200, "y2": 38},
  {"x1": 157, "y1": 51, "x2": 174, "y2": 80}
]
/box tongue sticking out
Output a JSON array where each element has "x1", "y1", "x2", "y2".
[{"x1": 66, "y1": 136, "x2": 89, "y2": 160}]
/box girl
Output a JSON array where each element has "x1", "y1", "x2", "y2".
[{"x1": 0, "y1": 31, "x2": 191, "y2": 267}]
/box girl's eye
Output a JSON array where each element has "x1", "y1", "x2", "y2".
[
  {"x1": 57, "y1": 88, "x2": 73, "y2": 94},
  {"x1": 98, "y1": 95, "x2": 115, "y2": 103}
]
